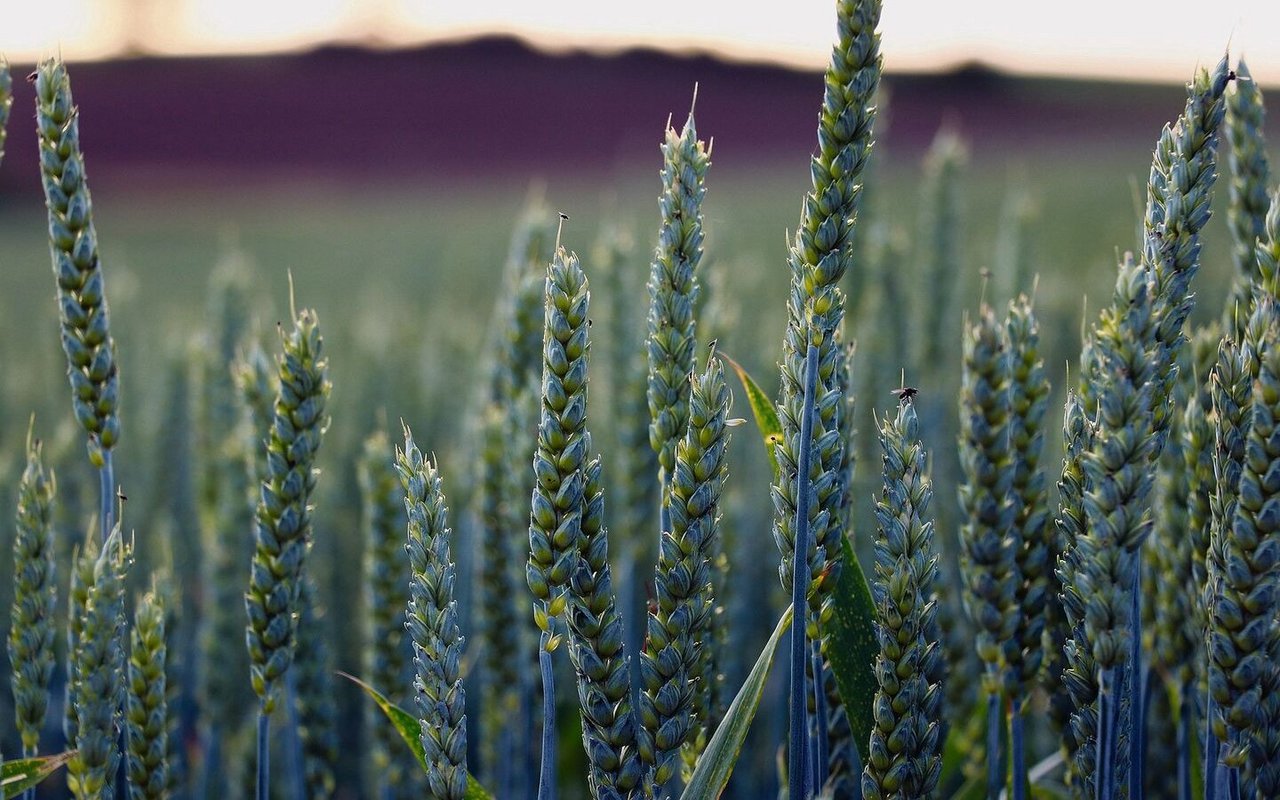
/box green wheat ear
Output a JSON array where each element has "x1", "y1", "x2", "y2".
[
  {"x1": 1002, "y1": 294, "x2": 1051, "y2": 699},
  {"x1": 526, "y1": 246, "x2": 592, "y2": 633},
  {"x1": 774, "y1": 0, "x2": 883, "y2": 629},
  {"x1": 956, "y1": 304, "x2": 1018, "y2": 694},
  {"x1": 1207, "y1": 303, "x2": 1280, "y2": 768},
  {"x1": 1224, "y1": 57, "x2": 1271, "y2": 321},
  {"x1": 244, "y1": 306, "x2": 331, "y2": 713},
  {"x1": 641, "y1": 352, "x2": 732, "y2": 785},
  {"x1": 1052, "y1": 391, "x2": 1098, "y2": 792},
  {"x1": 9, "y1": 426, "x2": 58, "y2": 757},
  {"x1": 294, "y1": 577, "x2": 339, "y2": 797},
  {"x1": 646, "y1": 108, "x2": 709, "y2": 485},
  {"x1": 398, "y1": 428, "x2": 469, "y2": 800},
  {"x1": 126, "y1": 583, "x2": 170, "y2": 800},
  {"x1": 67, "y1": 525, "x2": 133, "y2": 800},
  {"x1": 35, "y1": 58, "x2": 120, "y2": 466},
  {"x1": 862, "y1": 399, "x2": 943, "y2": 800}
]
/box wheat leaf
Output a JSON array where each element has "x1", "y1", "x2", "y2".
[{"x1": 681, "y1": 605, "x2": 791, "y2": 800}]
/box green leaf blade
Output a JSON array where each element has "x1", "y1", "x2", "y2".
[
  {"x1": 2, "y1": 752, "x2": 75, "y2": 799},
  {"x1": 681, "y1": 606, "x2": 793, "y2": 800},
  {"x1": 824, "y1": 535, "x2": 879, "y2": 755},
  {"x1": 721, "y1": 353, "x2": 783, "y2": 480},
  {"x1": 340, "y1": 672, "x2": 493, "y2": 800}
]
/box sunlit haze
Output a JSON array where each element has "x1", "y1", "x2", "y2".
[{"x1": 5, "y1": 0, "x2": 1280, "y2": 83}]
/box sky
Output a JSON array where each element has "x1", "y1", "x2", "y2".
[{"x1": 5, "y1": 0, "x2": 1280, "y2": 84}]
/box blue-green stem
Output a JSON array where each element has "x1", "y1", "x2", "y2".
[
  {"x1": 537, "y1": 630, "x2": 557, "y2": 800},
  {"x1": 257, "y1": 710, "x2": 270, "y2": 800},
  {"x1": 1129, "y1": 558, "x2": 1144, "y2": 800},
  {"x1": 286, "y1": 671, "x2": 306, "y2": 800},
  {"x1": 22, "y1": 747, "x2": 36, "y2": 800},
  {"x1": 1135, "y1": 660, "x2": 1153, "y2": 800},
  {"x1": 987, "y1": 692, "x2": 1002, "y2": 799},
  {"x1": 789, "y1": 342, "x2": 819, "y2": 800},
  {"x1": 1011, "y1": 696, "x2": 1026, "y2": 800},
  {"x1": 99, "y1": 451, "x2": 115, "y2": 543},
  {"x1": 199, "y1": 726, "x2": 222, "y2": 800},
  {"x1": 1178, "y1": 687, "x2": 1192, "y2": 800},
  {"x1": 1097, "y1": 666, "x2": 1122, "y2": 800},
  {"x1": 1204, "y1": 699, "x2": 1218, "y2": 800},
  {"x1": 811, "y1": 641, "x2": 829, "y2": 792},
  {"x1": 1219, "y1": 743, "x2": 1240, "y2": 800}
]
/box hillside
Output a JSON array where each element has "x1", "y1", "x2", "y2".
[{"x1": 0, "y1": 36, "x2": 1208, "y2": 197}]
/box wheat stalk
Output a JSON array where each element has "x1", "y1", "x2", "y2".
[
  {"x1": 861, "y1": 399, "x2": 943, "y2": 800},
  {"x1": 774, "y1": 0, "x2": 883, "y2": 630},
  {"x1": 126, "y1": 584, "x2": 169, "y2": 800},
  {"x1": 398, "y1": 427, "x2": 469, "y2": 800},
  {"x1": 67, "y1": 525, "x2": 132, "y2": 800},
  {"x1": 640, "y1": 352, "x2": 731, "y2": 786},
  {"x1": 8, "y1": 427, "x2": 58, "y2": 758},
  {"x1": 646, "y1": 109, "x2": 709, "y2": 487},
  {"x1": 1052, "y1": 391, "x2": 1098, "y2": 793},
  {"x1": 243, "y1": 303, "x2": 330, "y2": 800},
  {"x1": 1224, "y1": 58, "x2": 1271, "y2": 325}
]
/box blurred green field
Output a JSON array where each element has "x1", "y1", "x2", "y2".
[
  {"x1": 0, "y1": 145, "x2": 1243, "y2": 464},
  {"x1": 0, "y1": 127, "x2": 1266, "y2": 796}
]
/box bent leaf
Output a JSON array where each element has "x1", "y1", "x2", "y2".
[
  {"x1": 340, "y1": 672, "x2": 492, "y2": 800},
  {"x1": 824, "y1": 535, "x2": 878, "y2": 754},
  {"x1": 681, "y1": 606, "x2": 792, "y2": 800},
  {"x1": 2, "y1": 752, "x2": 75, "y2": 799},
  {"x1": 720, "y1": 353, "x2": 782, "y2": 480}
]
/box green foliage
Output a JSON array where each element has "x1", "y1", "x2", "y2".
[
  {"x1": 679, "y1": 607, "x2": 791, "y2": 800},
  {"x1": 343, "y1": 674, "x2": 493, "y2": 800},
  {"x1": 1, "y1": 752, "x2": 76, "y2": 799}
]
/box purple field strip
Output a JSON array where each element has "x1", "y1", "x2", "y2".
[{"x1": 0, "y1": 36, "x2": 1187, "y2": 197}]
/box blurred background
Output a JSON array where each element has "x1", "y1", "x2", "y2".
[{"x1": 1, "y1": 1, "x2": 1278, "y2": 798}]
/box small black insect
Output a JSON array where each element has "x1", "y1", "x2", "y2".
[{"x1": 891, "y1": 386, "x2": 918, "y2": 404}]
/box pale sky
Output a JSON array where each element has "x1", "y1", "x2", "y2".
[{"x1": 5, "y1": 0, "x2": 1280, "y2": 84}]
